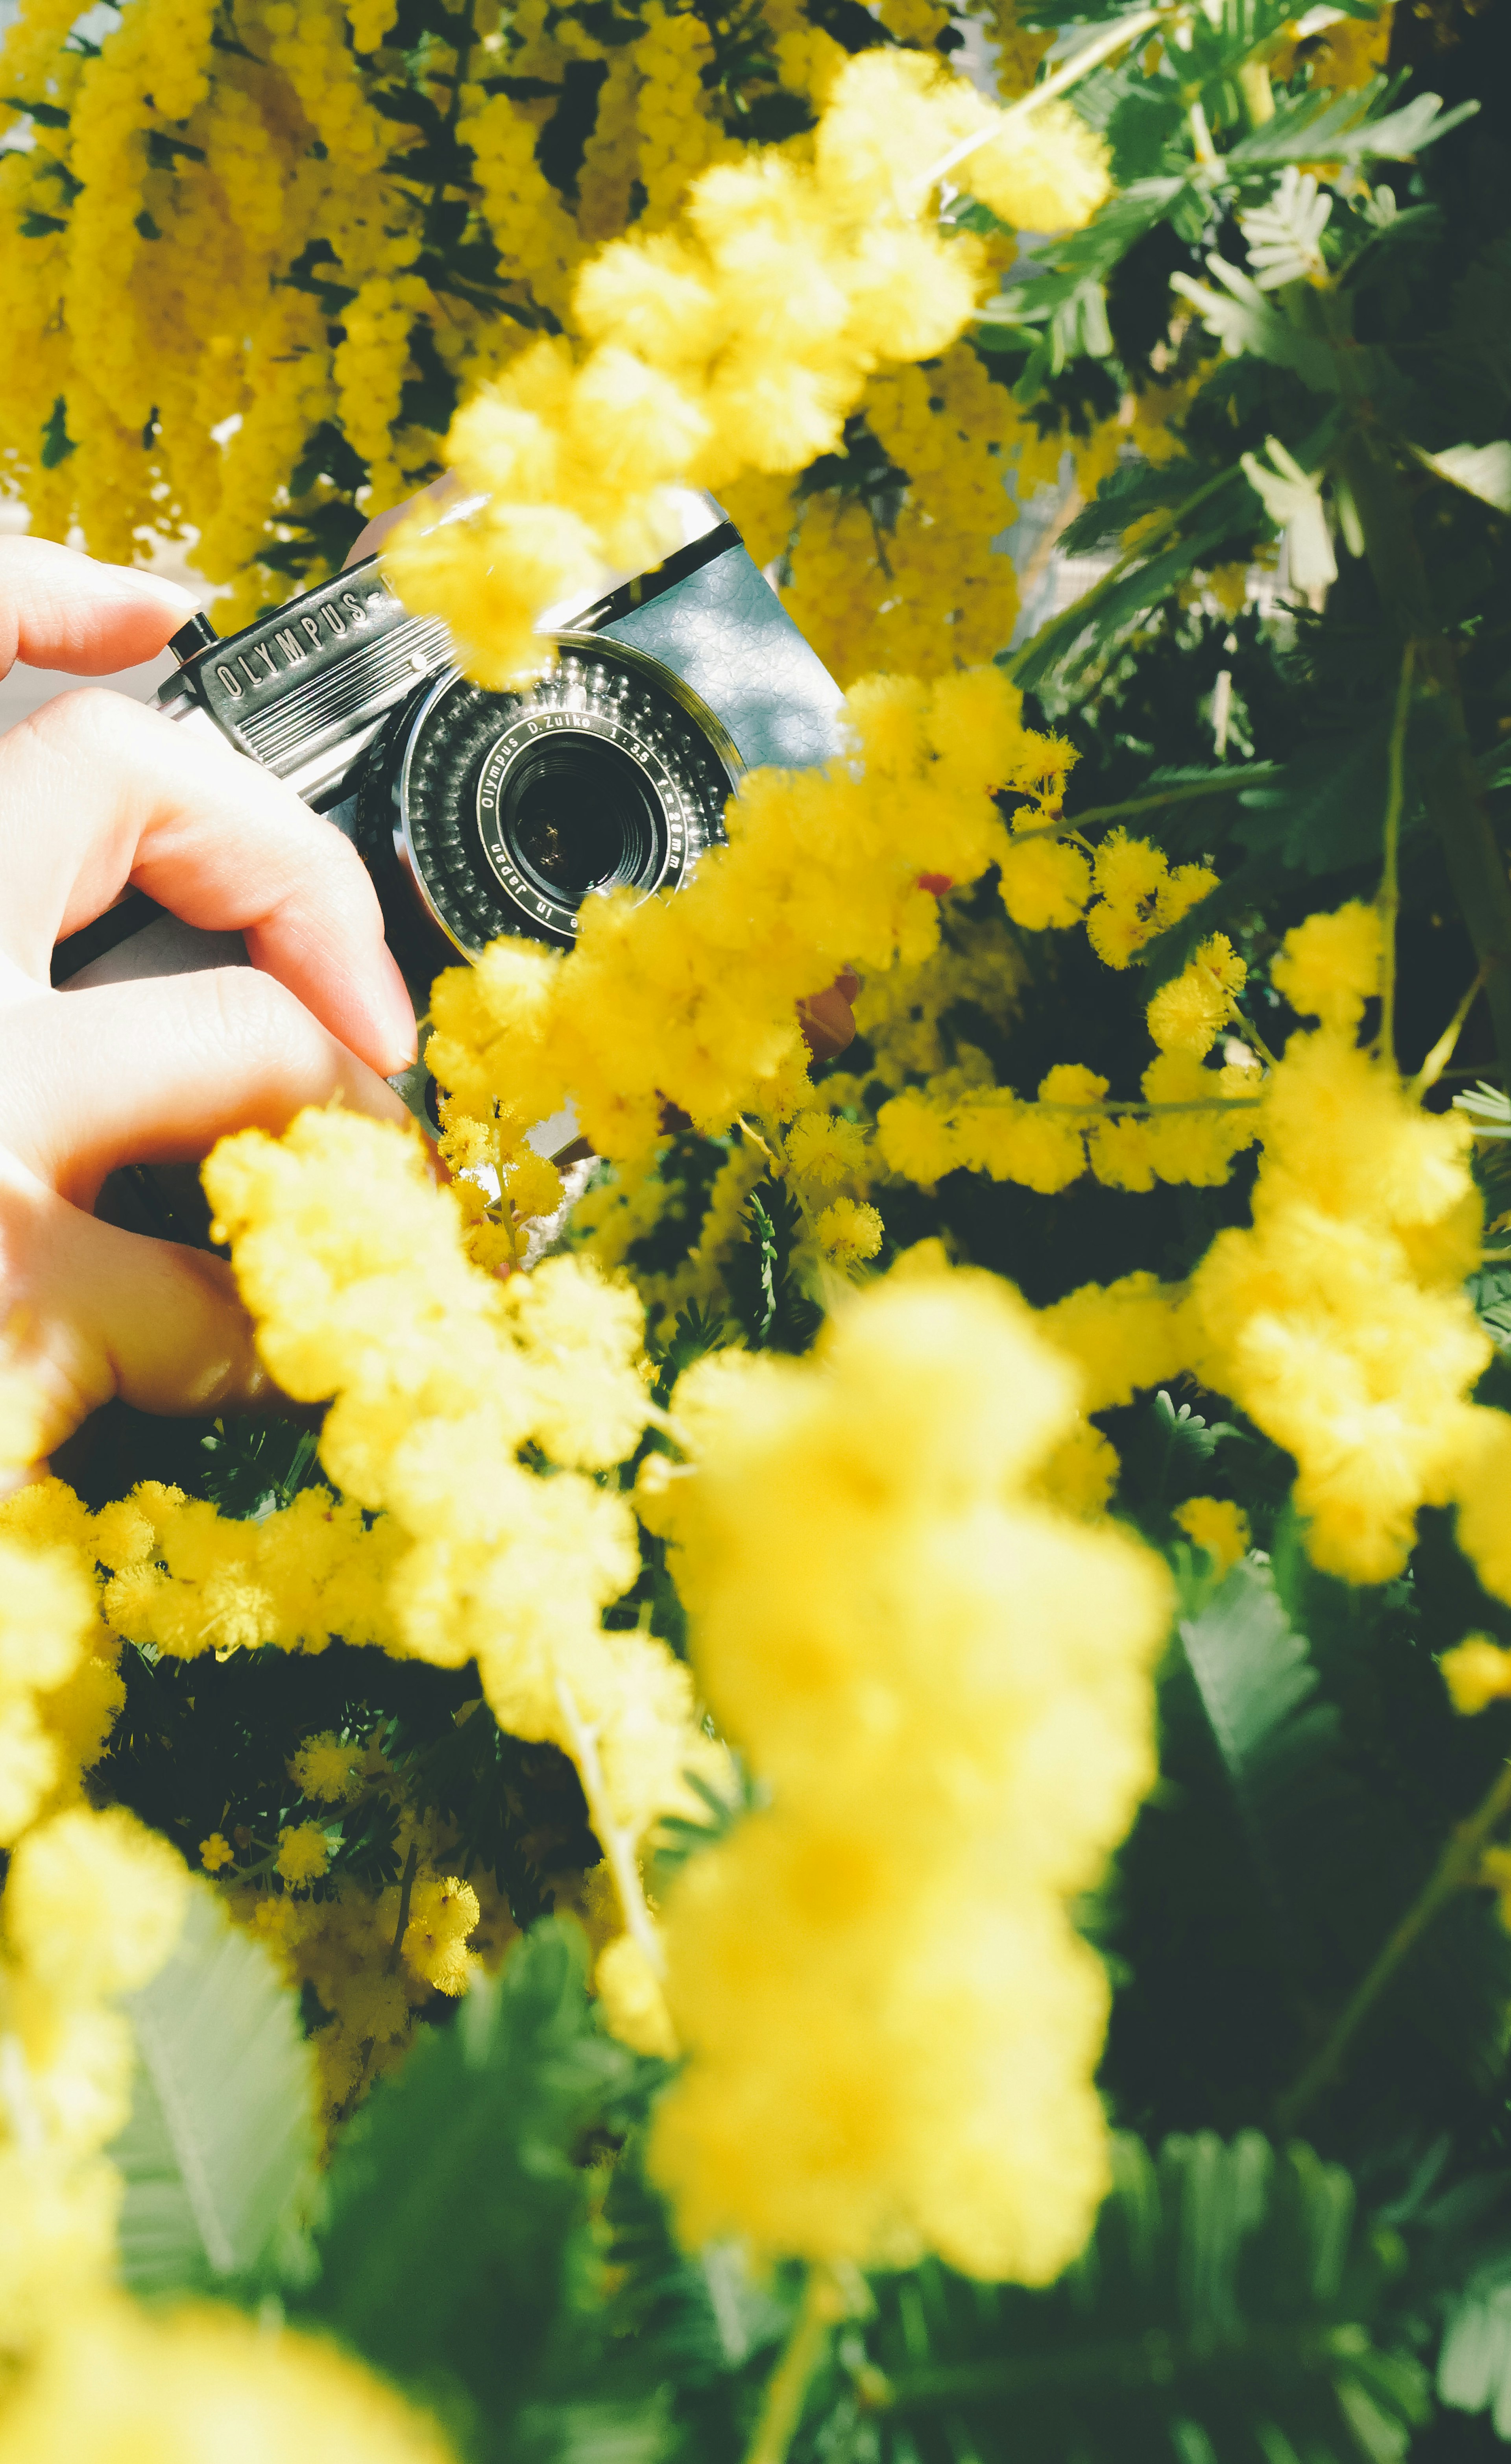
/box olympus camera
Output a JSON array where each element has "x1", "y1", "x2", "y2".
[{"x1": 54, "y1": 496, "x2": 843, "y2": 995}]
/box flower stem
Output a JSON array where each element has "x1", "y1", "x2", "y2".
[
  {"x1": 384, "y1": 1841, "x2": 419, "y2": 1976},
  {"x1": 1409, "y1": 969, "x2": 1484, "y2": 1103},
  {"x1": 921, "y1": 6, "x2": 1164, "y2": 199},
  {"x1": 1377, "y1": 640, "x2": 1416, "y2": 1069},
  {"x1": 1275, "y1": 1757, "x2": 1511, "y2": 2133},
  {"x1": 745, "y1": 2264, "x2": 848, "y2": 2464},
  {"x1": 1342, "y1": 427, "x2": 1511, "y2": 1089},
  {"x1": 1055, "y1": 764, "x2": 1283, "y2": 835},
  {"x1": 554, "y1": 1672, "x2": 666, "y2": 1981}
]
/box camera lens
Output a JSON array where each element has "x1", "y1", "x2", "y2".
[
  {"x1": 503, "y1": 740, "x2": 661, "y2": 900},
  {"x1": 380, "y1": 645, "x2": 734, "y2": 958}
]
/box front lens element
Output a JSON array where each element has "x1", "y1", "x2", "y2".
[{"x1": 503, "y1": 740, "x2": 661, "y2": 899}]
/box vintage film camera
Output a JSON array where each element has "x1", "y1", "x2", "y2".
[{"x1": 53, "y1": 493, "x2": 844, "y2": 997}]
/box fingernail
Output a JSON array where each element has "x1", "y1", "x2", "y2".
[{"x1": 376, "y1": 942, "x2": 419, "y2": 1073}]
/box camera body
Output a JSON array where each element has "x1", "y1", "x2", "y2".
[{"x1": 124, "y1": 499, "x2": 844, "y2": 989}]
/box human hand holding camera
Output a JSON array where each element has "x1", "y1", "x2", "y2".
[
  {"x1": 0, "y1": 535, "x2": 416, "y2": 1467},
  {"x1": 2, "y1": 503, "x2": 856, "y2": 1468}
]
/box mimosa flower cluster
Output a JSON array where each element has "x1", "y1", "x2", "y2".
[
  {"x1": 384, "y1": 49, "x2": 1110, "y2": 684},
  {"x1": 1039, "y1": 905, "x2": 1504, "y2": 1591},
  {"x1": 644, "y1": 1263, "x2": 1169, "y2": 2276}
]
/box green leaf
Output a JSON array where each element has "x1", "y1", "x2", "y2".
[
  {"x1": 144, "y1": 128, "x2": 207, "y2": 168},
  {"x1": 110, "y1": 1884, "x2": 318, "y2": 2296},
  {"x1": 292, "y1": 1922, "x2": 654, "y2": 2440},
  {"x1": 1410, "y1": 439, "x2": 1511, "y2": 516},
  {"x1": 1170, "y1": 259, "x2": 1342, "y2": 393},
  {"x1": 4, "y1": 92, "x2": 70, "y2": 125},
  {"x1": 1240, "y1": 435, "x2": 1337, "y2": 593},
  {"x1": 826, "y1": 2135, "x2": 1430, "y2": 2464},
  {"x1": 1224, "y1": 80, "x2": 1477, "y2": 170},
  {"x1": 1467, "y1": 1267, "x2": 1511, "y2": 1356},
  {"x1": 1179, "y1": 1561, "x2": 1340, "y2": 1959},
  {"x1": 1013, "y1": 481, "x2": 1256, "y2": 693},
  {"x1": 725, "y1": 1178, "x2": 821, "y2": 1353},
  {"x1": 1234, "y1": 719, "x2": 1405, "y2": 875},
  {"x1": 40, "y1": 394, "x2": 75, "y2": 467},
  {"x1": 1440, "y1": 2276, "x2": 1511, "y2": 2434},
  {"x1": 1239, "y1": 168, "x2": 1333, "y2": 291}
]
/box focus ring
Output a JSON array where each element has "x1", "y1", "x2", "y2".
[{"x1": 379, "y1": 646, "x2": 733, "y2": 958}]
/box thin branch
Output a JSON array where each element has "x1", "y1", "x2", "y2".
[
  {"x1": 1059, "y1": 764, "x2": 1283, "y2": 833},
  {"x1": 1376, "y1": 640, "x2": 1416, "y2": 1069},
  {"x1": 384, "y1": 1841, "x2": 420, "y2": 1975},
  {"x1": 1186, "y1": 96, "x2": 1218, "y2": 165},
  {"x1": 1409, "y1": 969, "x2": 1484, "y2": 1104},
  {"x1": 1275, "y1": 1757, "x2": 1511, "y2": 2133},
  {"x1": 745, "y1": 2264, "x2": 850, "y2": 2464},
  {"x1": 554, "y1": 1672, "x2": 666, "y2": 1981},
  {"x1": 919, "y1": 7, "x2": 1165, "y2": 197}
]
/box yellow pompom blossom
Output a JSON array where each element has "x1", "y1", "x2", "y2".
[
  {"x1": 199, "y1": 1832, "x2": 235, "y2": 1874},
  {"x1": 1173, "y1": 1497, "x2": 1251, "y2": 1575},
  {"x1": 1440, "y1": 1637, "x2": 1511, "y2": 1716},
  {"x1": 1146, "y1": 936, "x2": 1248, "y2": 1058},
  {"x1": 275, "y1": 1821, "x2": 332, "y2": 1886},
  {"x1": 97, "y1": 1481, "x2": 403, "y2": 1662},
  {"x1": 1189, "y1": 1027, "x2": 1487, "y2": 1585},
  {"x1": 958, "y1": 96, "x2": 1112, "y2": 234},
  {"x1": 1271, "y1": 899, "x2": 1383, "y2": 1030},
  {"x1": 1086, "y1": 832, "x2": 1219, "y2": 970},
  {"x1": 291, "y1": 1731, "x2": 366, "y2": 1804},
  {"x1": 784, "y1": 1110, "x2": 870, "y2": 1189},
  {"x1": 649, "y1": 1267, "x2": 1170, "y2": 2279},
  {"x1": 1000, "y1": 833, "x2": 1093, "y2": 930},
  {"x1": 815, "y1": 1197, "x2": 885, "y2": 1266},
  {"x1": 0, "y1": 2299, "x2": 456, "y2": 2464},
  {"x1": 784, "y1": 344, "x2": 1025, "y2": 685}
]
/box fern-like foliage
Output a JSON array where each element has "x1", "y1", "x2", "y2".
[
  {"x1": 1102, "y1": 1561, "x2": 1511, "y2": 2142},
  {"x1": 798, "y1": 2135, "x2": 1428, "y2": 2464},
  {"x1": 291, "y1": 1920, "x2": 660, "y2": 2458},
  {"x1": 110, "y1": 1886, "x2": 318, "y2": 2296}
]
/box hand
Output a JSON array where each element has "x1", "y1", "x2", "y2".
[{"x1": 0, "y1": 537, "x2": 417, "y2": 1475}]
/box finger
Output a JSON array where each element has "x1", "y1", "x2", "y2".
[
  {"x1": 798, "y1": 969, "x2": 860, "y2": 1065},
  {"x1": 0, "y1": 688, "x2": 417, "y2": 1076},
  {"x1": 3, "y1": 1174, "x2": 274, "y2": 1458},
  {"x1": 0, "y1": 536, "x2": 199, "y2": 680},
  {"x1": 0, "y1": 972, "x2": 412, "y2": 1209}
]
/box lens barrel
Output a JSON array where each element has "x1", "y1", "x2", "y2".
[{"x1": 362, "y1": 641, "x2": 735, "y2": 964}]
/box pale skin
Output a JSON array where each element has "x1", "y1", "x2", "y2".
[
  {"x1": 0, "y1": 536, "x2": 416, "y2": 1470},
  {"x1": 0, "y1": 529, "x2": 855, "y2": 1475}
]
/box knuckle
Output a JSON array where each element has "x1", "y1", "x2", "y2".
[
  {"x1": 12, "y1": 683, "x2": 123, "y2": 758},
  {"x1": 205, "y1": 963, "x2": 312, "y2": 1066}
]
